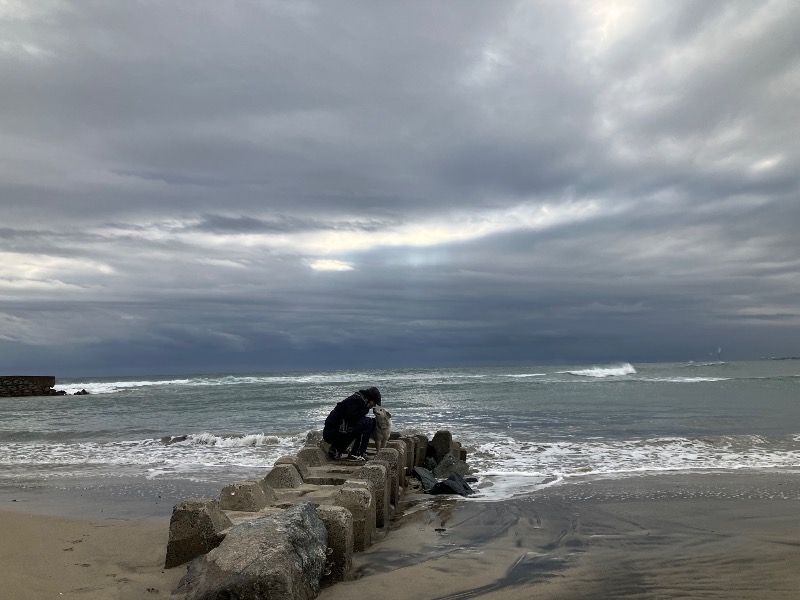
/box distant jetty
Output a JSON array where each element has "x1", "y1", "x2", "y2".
[
  {"x1": 0, "y1": 376, "x2": 63, "y2": 397},
  {"x1": 0, "y1": 376, "x2": 87, "y2": 397}
]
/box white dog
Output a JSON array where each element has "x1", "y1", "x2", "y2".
[{"x1": 370, "y1": 407, "x2": 392, "y2": 451}]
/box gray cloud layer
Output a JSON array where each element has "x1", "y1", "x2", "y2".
[{"x1": 2, "y1": 1, "x2": 799, "y2": 375}]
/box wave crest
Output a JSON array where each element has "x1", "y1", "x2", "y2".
[{"x1": 561, "y1": 363, "x2": 637, "y2": 378}]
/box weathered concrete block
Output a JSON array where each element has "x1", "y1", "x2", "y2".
[
  {"x1": 342, "y1": 480, "x2": 376, "y2": 545},
  {"x1": 359, "y1": 463, "x2": 389, "y2": 528},
  {"x1": 400, "y1": 436, "x2": 415, "y2": 472},
  {"x1": 164, "y1": 498, "x2": 233, "y2": 569},
  {"x1": 374, "y1": 448, "x2": 400, "y2": 507},
  {"x1": 413, "y1": 434, "x2": 429, "y2": 467},
  {"x1": 306, "y1": 430, "x2": 323, "y2": 445},
  {"x1": 386, "y1": 440, "x2": 407, "y2": 487},
  {"x1": 315, "y1": 505, "x2": 353, "y2": 582},
  {"x1": 276, "y1": 454, "x2": 310, "y2": 480},
  {"x1": 219, "y1": 480, "x2": 270, "y2": 512},
  {"x1": 333, "y1": 486, "x2": 373, "y2": 552},
  {"x1": 452, "y1": 440, "x2": 466, "y2": 461},
  {"x1": 177, "y1": 503, "x2": 327, "y2": 600},
  {"x1": 297, "y1": 443, "x2": 327, "y2": 467},
  {"x1": 263, "y1": 463, "x2": 303, "y2": 489},
  {"x1": 430, "y1": 430, "x2": 453, "y2": 462}
]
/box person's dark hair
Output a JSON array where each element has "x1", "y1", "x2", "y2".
[{"x1": 360, "y1": 386, "x2": 381, "y2": 405}]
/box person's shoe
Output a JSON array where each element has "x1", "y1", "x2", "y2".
[
  {"x1": 328, "y1": 449, "x2": 341, "y2": 460},
  {"x1": 346, "y1": 453, "x2": 367, "y2": 462}
]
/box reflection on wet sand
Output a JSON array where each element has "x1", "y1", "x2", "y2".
[{"x1": 319, "y1": 473, "x2": 800, "y2": 600}]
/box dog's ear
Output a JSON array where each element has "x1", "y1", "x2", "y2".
[{"x1": 385, "y1": 410, "x2": 392, "y2": 419}]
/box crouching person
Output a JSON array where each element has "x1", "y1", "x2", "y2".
[{"x1": 323, "y1": 387, "x2": 381, "y2": 461}]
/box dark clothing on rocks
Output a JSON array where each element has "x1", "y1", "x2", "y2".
[{"x1": 323, "y1": 388, "x2": 381, "y2": 455}]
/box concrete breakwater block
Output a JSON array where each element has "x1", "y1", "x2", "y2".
[
  {"x1": 263, "y1": 463, "x2": 304, "y2": 488},
  {"x1": 359, "y1": 463, "x2": 390, "y2": 528},
  {"x1": 218, "y1": 480, "x2": 273, "y2": 512},
  {"x1": 374, "y1": 447, "x2": 401, "y2": 507},
  {"x1": 315, "y1": 505, "x2": 353, "y2": 582},
  {"x1": 386, "y1": 440, "x2": 407, "y2": 486},
  {"x1": 334, "y1": 483, "x2": 374, "y2": 551},
  {"x1": 164, "y1": 498, "x2": 233, "y2": 569}
]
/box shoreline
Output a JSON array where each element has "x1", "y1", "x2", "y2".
[{"x1": 3, "y1": 471, "x2": 799, "y2": 599}]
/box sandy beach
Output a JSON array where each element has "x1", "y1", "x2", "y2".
[
  {"x1": 0, "y1": 509, "x2": 185, "y2": 600},
  {"x1": 3, "y1": 472, "x2": 799, "y2": 599}
]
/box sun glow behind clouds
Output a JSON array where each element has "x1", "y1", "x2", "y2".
[
  {"x1": 81, "y1": 200, "x2": 604, "y2": 272},
  {"x1": 302, "y1": 200, "x2": 602, "y2": 256},
  {"x1": 308, "y1": 259, "x2": 354, "y2": 272}
]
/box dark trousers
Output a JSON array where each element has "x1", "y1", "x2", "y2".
[{"x1": 323, "y1": 416, "x2": 374, "y2": 454}]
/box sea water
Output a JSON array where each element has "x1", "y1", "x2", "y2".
[{"x1": 1, "y1": 361, "x2": 798, "y2": 510}]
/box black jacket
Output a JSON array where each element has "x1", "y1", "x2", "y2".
[
  {"x1": 325, "y1": 392, "x2": 368, "y2": 430},
  {"x1": 324, "y1": 387, "x2": 381, "y2": 431}
]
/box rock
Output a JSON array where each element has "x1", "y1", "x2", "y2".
[
  {"x1": 411, "y1": 466, "x2": 438, "y2": 493},
  {"x1": 431, "y1": 473, "x2": 474, "y2": 497},
  {"x1": 430, "y1": 430, "x2": 453, "y2": 462},
  {"x1": 164, "y1": 499, "x2": 233, "y2": 569},
  {"x1": 177, "y1": 502, "x2": 327, "y2": 600},
  {"x1": 432, "y1": 454, "x2": 471, "y2": 479}
]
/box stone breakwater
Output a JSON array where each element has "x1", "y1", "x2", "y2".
[
  {"x1": 0, "y1": 376, "x2": 64, "y2": 398},
  {"x1": 165, "y1": 429, "x2": 471, "y2": 600}
]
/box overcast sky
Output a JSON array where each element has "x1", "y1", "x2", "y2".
[{"x1": 2, "y1": 1, "x2": 799, "y2": 376}]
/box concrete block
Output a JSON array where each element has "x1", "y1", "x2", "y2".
[
  {"x1": 164, "y1": 498, "x2": 232, "y2": 568},
  {"x1": 359, "y1": 463, "x2": 390, "y2": 528},
  {"x1": 315, "y1": 505, "x2": 353, "y2": 582},
  {"x1": 297, "y1": 443, "x2": 327, "y2": 467},
  {"x1": 276, "y1": 454, "x2": 310, "y2": 480},
  {"x1": 333, "y1": 486, "x2": 373, "y2": 552},
  {"x1": 342, "y1": 480, "x2": 376, "y2": 543},
  {"x1": 263, "y1": 463, "x2": 303, "y2": 489},
  {"x1": 386, "y1": 440, "x2": 407, "y2": 487},
  {"x1": 374, "y1": 448, "x2": 400, "y2": 507},
  {"x1": 219, "y1": 480, "x2": 271, "y2": 512},
  {"x1": 414, "y1": 434, "x2": 429, "y2": 467},
  {"x1": 399, "y1": 436, "x2": 415, "y2": 472}
]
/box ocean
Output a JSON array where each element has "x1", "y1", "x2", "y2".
[{"x1": 1, "y1": 360, "x2": 799, "y2": 515}]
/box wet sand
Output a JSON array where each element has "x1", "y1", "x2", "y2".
[
  {"x1": 3, "y1": 472, "x2": 798, "y2": 599},
  {"x1": 320, "y1": 472, "x2": 800, "y2": 600}
]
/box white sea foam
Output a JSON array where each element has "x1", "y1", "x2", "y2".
[
  {"x1": 506, "y1": 373, "x2": 547, "y2": 378},
  {"x1": 58, "y1": 379, "x2": 192, "y2": 395},
  {"x1": 644, "y1": 377, "x2": 731, "y2": 383},
  {"x1": 560, "y1": 363, "x2": 637, "y2": 378},
  {"x1": 463, "y1": 431, "x2": 800, "y2": 500},
  {"x1": 0, "y1": 432, "x2": 306, "y2": 482}
]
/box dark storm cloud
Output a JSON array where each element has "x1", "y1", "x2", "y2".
[{"x1": 1, "y1": 1, "x2": 799, "y2": 374}]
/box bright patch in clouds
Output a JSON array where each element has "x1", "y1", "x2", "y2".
[{"x1": 308, "y1": 259, "x2": 354, "y2": 272}]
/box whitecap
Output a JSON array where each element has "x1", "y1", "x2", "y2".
[{"x1": 559, "y1": 363, "x2": 637, "y2": 378}]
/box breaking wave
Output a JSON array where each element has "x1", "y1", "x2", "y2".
[{"x1": 561, "y1": 363, "x2": 637, "y2": 378}]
